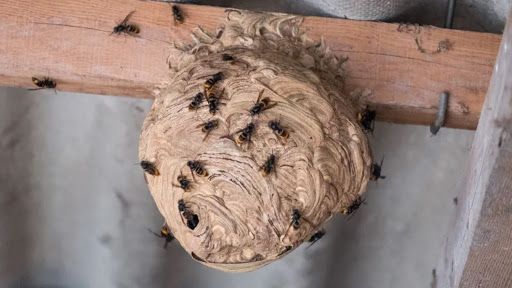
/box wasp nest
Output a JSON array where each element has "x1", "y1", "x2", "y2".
[{"x1": 139, "y1": 10, "x2": 373, "y2": 272}]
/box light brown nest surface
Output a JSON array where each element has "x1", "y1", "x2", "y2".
[{"x1": 139, "y1": 10, "x2": 372, "y2": 272}]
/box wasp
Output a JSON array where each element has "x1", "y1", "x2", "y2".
[
  {"x1": 235, "y1": 123, "x2": 255, "y2": 145},
  {"x1": 205, "y1": 88, "x2": 225, "y2": 116},
  {"x1": 149, "y1": 224, "x2": 175, "y2": 249},
  {"x1": 187, "y1": 160, "x2": 207, "y2": 180},
  {"x1": 111, "y1": 11, "x2": 140, "y2": 36},
  {"x1": 282, "y1": 209, "x2": 314, "y2": 241},
  {"x1": 178, "y1": 199, "x2": 187, "y2": 212},
  {"x1": 178, "y1": 199, "x2": 192, "y2": 217},
  {"x1": 278, "y1": 246, "x2": 293, "y2": 256},
  {"x1": 268, "y1": 120, "x2": 292, "y2": 139},
  {"x1": 173, "y1": 174, "x2": 191, "y2": 192},
  {"x1": 196, "y1": 119, "x2": 219, "y2": 141},
  {"x1": 222, "y1": 53, "x2": 234, "y2": 61},
  {"x1": 358, "y1": 109, "x2": 377, "y2": 134},
  {"x1": 171, "y1": 5, "x2": 184, "y2": 24},
  {"x1": 188, "y1": 92, "x2": 204, "y2": 111},
  {"x1": 285, "y1": 209, "x2": 313, "y2": 232},
  {"x1": 342, "y1": 197, "x2": 366, "y2": 216},
  {"x1": 260, "y1": 154, "x2": 277, "y2": 177},
  {"x1": 30, "y1": 77, "x2": 57, "y2": 92},
  {"x1": 291, "y1": 209, "x2": 302, "y2": 229},
  {"x1": 307, "y1": 230, "x2": 326, "y2": 249},
  {"x1": 140, "y1": 160, "x2": 160, "y2": 176},
  {"x1": 370, "y1": 156, "x2": 386, "y2": 181},
  {"x1": 178, "y1": 199, "x2": 199, "y2": 230},
  {"x1": 250, "y1": 89, "x2": 277, "y2": 116},
  {"x1": 204, "y1": 72, "x2": 223, "y2": 92},
  {"x1": 219, "y1": 122, "x2": 254, "y2": 149}
]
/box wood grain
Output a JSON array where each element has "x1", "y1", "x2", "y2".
[
  {"x1": 0, "y1": 0, "x2": 502, "y2": 129},
  {"x1": 437, "y1": 11, "x2": 512, "y2": 288}
]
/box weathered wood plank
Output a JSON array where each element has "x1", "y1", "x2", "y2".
[
  {"x1": 0, "y1": 0, "x2": 502, "y2": 129},
  {"x1": 437, "y1": 11, "x2": 512, "y2": 288}
]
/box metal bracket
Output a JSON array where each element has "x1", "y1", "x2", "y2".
[
  {"x1": 430, "y1": 92, "x2": 449, "y2": 135},
  {"x1": 430, "y1": 0, "x2": 456, "y2": 135}
]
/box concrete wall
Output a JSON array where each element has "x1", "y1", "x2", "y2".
[{"x1": 0, "y1": 88, "x2": 473, "y2": 288}]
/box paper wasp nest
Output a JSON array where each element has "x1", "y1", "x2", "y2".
[{"x1": 139, "y1": 10, "x2": 373, "y2": 272}]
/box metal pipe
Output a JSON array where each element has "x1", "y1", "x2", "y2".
[{"x1": 444, "y1": 0, "x2": 457, "y2": 29}]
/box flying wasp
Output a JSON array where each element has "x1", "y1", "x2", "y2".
[
  {"x1": 149, "y1": 224, "x2": 175, "y2": 249},
  {"x1": 307, "y1": 230, "x2": 326, "y2": 249},
  {"x1": 111, "y1": 11, "x2": 140, "y2": 36},
  {"x1": 268, "y1": 120, "x2": 292, "y2": 139},
  {"x1": 196, "y1": 119, "x2": 219, "y2": 141},
  {"x1": 342, "y1": 197, "x2": 366, "y2": 216},
  {"x1": 178, "y1": 199, "x2": 199, "y2": 230},
  {"x1": 205, "y1": 88, "x2": 225, "y2": 116},
  {"x1": 173, "y1": 173, "x2": 191, "y2": 192},
  {"x1": 371, "y1": 156, "x2": 386, "y2": 181},
  {"x1": 30, "y1": 77, "x2": 57, "y2": 92},
  {"x1": 187, "y1": 160, "x2": 208, "y2": 180},
  {"x1": 171, "y1": 5, "x2": 184, "y2": 24},
  {"x1": 250, "y1": 89, "x2": 277, "y2": 116},
  {"x1": 358, "y1": 109, "x2": 377, "y2": 134},
  {"x1": 188, "y1": 92, "x2": 204, "y2": 111},
  {"x1": 204, "y1": 72, "x2": 223, "y2": 92},
  {"x1": 140, "y1": 160, "x2": 160, "y2": 176}
]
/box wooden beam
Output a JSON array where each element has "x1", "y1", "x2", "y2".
[
  {"x1": 437, "y1": 11, "x2": 512, "y2": 288},
  {"x1": 0, "y1": 0, "x2": 501, "y2": 129}
]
